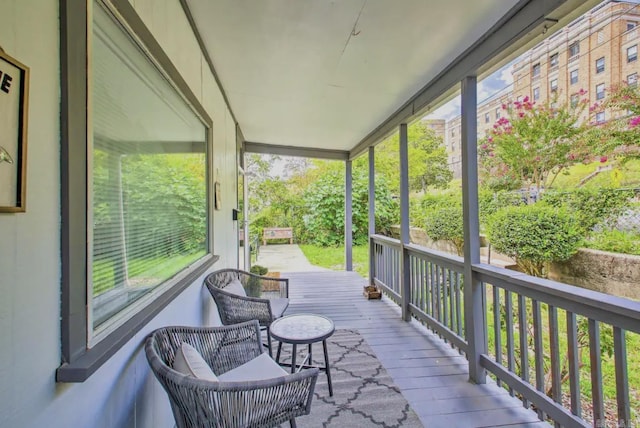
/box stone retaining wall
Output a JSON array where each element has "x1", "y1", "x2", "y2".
[{"x1": 550, "y1": 248, "x2": 640, "y2": 301}]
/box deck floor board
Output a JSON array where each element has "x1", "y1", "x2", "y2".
[{"x1": 282, "y1": 271, "x2": 547, "y2": 428}]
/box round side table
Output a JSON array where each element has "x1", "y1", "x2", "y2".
[{"x1": 270, "y1": 313, "x2": 335, "y2": 396}]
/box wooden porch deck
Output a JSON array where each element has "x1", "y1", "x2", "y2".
[{"x1": 283, "y1": 271, "x2": 550, "y2": 428}]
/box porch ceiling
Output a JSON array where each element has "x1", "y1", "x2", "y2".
[{"x1": 183, "y1": 0, "x2": 597, "y2": 156}]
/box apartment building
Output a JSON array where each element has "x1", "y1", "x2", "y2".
[{"x1": 446, "y1": 0, "x2": 640, "y2": 178}]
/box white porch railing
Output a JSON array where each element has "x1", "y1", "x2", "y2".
[{"x1": 370, "y1": 234, "x2": 640, "y2": 428}]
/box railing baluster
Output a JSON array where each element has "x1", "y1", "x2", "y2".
[
  {"x1": 448, "y1": 270, "x2": 454, "y2": 333},
  {"x1": 419, "y1": 258, "x2": 425, "y2": 312},
  {"x1": 505, "y1": 290, "x2": 515, "y2": 396},
  {"x1": 532, "y1": 300, "x2": 545, "y2": 420},
  {"x1": 566, "y1": 311, "x2": 581, "y2": 419},
  {"x1": 455, "y1": 272, "x2": 462, "y2": 336},
  {"x1": 430, "y1": 261, "x2": 436, "y2": 318},
  {"x1": 518, "y1": 294, "x2": 529, "y2": 409},
  {"x1": 435, "y1": 265, "x2": 442, "y2": 322},
  {"x1": 589, "y1": 319, "x2": 605, "y2": 426},
  {"x1": 548, "y1": 305, "x2": 561, "y2": 428},
  {"x1": 443, "y1": 267, "x2": 449, "y2": 331},
  {"x1": 493, "y1": 285, "x2": 502, "y2": 388},
  {"x1": 613, "y1": 326, "x2": 630, "y2": 426}
]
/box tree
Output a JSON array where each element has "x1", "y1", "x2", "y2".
[
  {"x1": 376, "y1": 121, "x2": 452, "y2": 193},
  {"x1": 302, "y1": 162, "x2": 398, "y2": 246},
  {"x1": 480, "y1": 95, "x2": 590, "y2": 191},
  {"x1": 587, "y1": 82, "x2": 640, "y2": 162}
]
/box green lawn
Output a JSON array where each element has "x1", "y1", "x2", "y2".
[
  {"x1": 299, "y1": 244, "x2": 369, "y2": 277},
  {"x1": 550, "y1": 159, "x2": 640, "y2": 190}
]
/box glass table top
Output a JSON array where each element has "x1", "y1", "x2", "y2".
[{"x1": 269, "y1": 314, "x2": 335, "y2": 344}]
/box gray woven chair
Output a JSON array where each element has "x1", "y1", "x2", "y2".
[
  {"x1": 145, "y1": 320, "x2": 318, "y2": 428},
  {"x1": 204, "y1": 269, "x2": 289, "y2": 356}
]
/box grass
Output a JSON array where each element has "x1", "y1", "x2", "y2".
[
  {"x1": 299, "y1": 244, "x2": 369, "y2": 277},
  {"x1": 550, "y1": 159, "x2": 640, "y2": 190},
  {"x1": 93, "y1": 250, "x2": 206, "y2": 295}
]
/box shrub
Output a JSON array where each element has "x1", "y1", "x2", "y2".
[
  {"x1": 486, "y1": 205, "x2": 583, "y2": 277},
  {"x1": 478, "y1": 189, "x2": 525, "y2": 226},
  {"x1": 423, "y1": 207, "x2": 464, "y2": 256},
  {"x1": 250, "y1": 265, "x2": 269, "y2": 276},
  {"x1": 412, "y1": 192, "x2": 461, "y2": 228},
  {"x1": 540, "y1": 188, "x2": 633, "y2": 232}
]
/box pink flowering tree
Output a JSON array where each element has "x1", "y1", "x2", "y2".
[
  {"x1": 479, "y1": 94, "x2": 591, "y2": 191},
  {"x1": 590, "y1": 82, "x2": 640, "y2": 162}
]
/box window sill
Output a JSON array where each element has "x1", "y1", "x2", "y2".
[{"x1": 56, "y1": 254, "x2": 219, "y2": 383}]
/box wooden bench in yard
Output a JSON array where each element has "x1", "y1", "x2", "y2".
[{"x1": 263, "y1": 227, "x2": 293, "y2": 245}]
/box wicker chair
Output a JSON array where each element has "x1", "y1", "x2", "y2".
[
  {"x1": 145, "y1": 320, "x2": 318, "y2": 428},
  {"x1": 204, "y1": 269, "x2": 289, "y2": 356}
]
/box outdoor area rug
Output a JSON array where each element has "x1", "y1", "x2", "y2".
[{"x1": 276, "y1": 329, "x2": 423, "y2": 427}]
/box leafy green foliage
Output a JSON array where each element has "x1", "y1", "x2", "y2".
[
  {"x1": 584, "y1": 230, "x2": 640, "y2": 255},
  {"x1": 423, "y1": 207, "x2": 464, "y2": 256},
  {"x1": 478, "y1": 189, "x2": 525, "y2": 225},
  {"x1": 375, "y1": 121, "x2": 453, "y2": 193},
  {"x1": 302, "y1": 164, "x2": 398, "y2": 246},
  {"x1": 486, "y1": 205, "x2": 583, "y2": 277},
  {"x1": 540, "y1": 188, "x2": 633, "y2": 232},
  {"x1": 411, "y1": 192, "x2": 461, "y2": 228}
]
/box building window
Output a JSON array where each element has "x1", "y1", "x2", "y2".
[
  {"x1": 596, "y1": 111, "x2": 605, "y2": 123},
  {"x1": 495, "y1": 107, "x2": 500, "y2": 119},
  {"x1": 597, "y1": 31, "x2": 605, "y2": 44},
  {"x1": 628, "y1": 72, "x2": 638, "y2": 86},
  {"x1": 570, "y1": 69, "x2": 578, "y2": 85},
  {"x1": 532, "y1": 63, "x2": 541, "y2": 78},
  {"x1": 627, "y1": 45, "x2": 638, "y2": 63},
  {"x1": 595, "y1": 57, "x2": 605, "y2": 74},
  {"x1": 58, "y1": 0, "x2": 217, "y2": 383},
  {"x1": 596, "y1": 83, "x2": 605, "y2": 100},
  {"x1": 485, "y1": 113, "x2": 490, "y2": 123},
  {"x1": 570, "y1": 93, "x2": 579, "y2": 108},
  {"x1": 628, "y1": 21, "x2": 637, "y2": 31},
  {"x1": 550, "y1": 79, "x2": 558, "y2": 92},
  {"x1": 569, "y1": 41, "x2": 580, "y2": 58},
  {"x1": 533, "y1": 87, "x2": 540, "y2": 101},
  {"x1": 549, "y1": 53, "x2": 559, "y2": 68}
]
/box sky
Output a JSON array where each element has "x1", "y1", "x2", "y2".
[{"x1": 426, "y1": 60, "x2": 516, "y2": 121}]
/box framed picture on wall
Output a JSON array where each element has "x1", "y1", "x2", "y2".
[{"x1": 0, "y1": 50, "x2": 29, "y2": 213}]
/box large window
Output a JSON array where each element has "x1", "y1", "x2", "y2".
[
  {"x1": 58, "y1": 0, "x2": 215, "y2": 381},
  {"x1": 91, "y1": 5, "x2": 208, "y2": 335}
]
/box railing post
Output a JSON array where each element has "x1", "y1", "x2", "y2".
[
  {"x1": 399, "y1": 123, "x2": 411, "y2": 322},
  {"x1": 461, "y1": 76, "x2": 487, "y2": 384},
  {"x1": 345, "y1": 159, "x2": 353, "y2": 271},
  {"x1": 368, "y1": 147, "x2": 376, "y2": 285}
]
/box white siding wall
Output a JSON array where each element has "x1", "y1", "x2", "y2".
[{"x1": 0, "y1": 1, "x2": 238, "y2": 427}]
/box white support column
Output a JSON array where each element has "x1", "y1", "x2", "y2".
[
  {"x1": 461, "y1": 75, "x2": 487, "y2": 384},
  {"x1": 368, "y1": 147, "x2": 376, "y2": 285},
  {"x1": 345, "y1": 160, "x2": 353, "y2": 271},
  {"x1": 399, "y1": 123, "x2": 411, "y2": 322}
]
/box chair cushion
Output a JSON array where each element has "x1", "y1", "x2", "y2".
[
  {"x1": 269, "y1": 298, "x2": 289, "y2": 319},
  {"x1": 218, "y1": 352, "x2": 287, "y2": 382},
  {"x1": 225, "y1": 278, "x2": 247, "y2": 297},
  {"x1": 173, "y1": 343, "x2": 219, "y2": 382}
]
